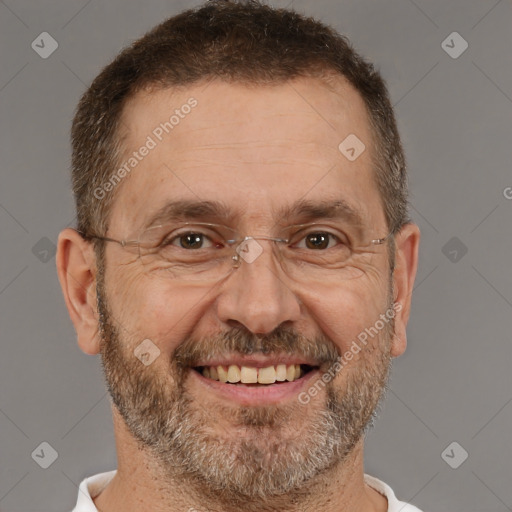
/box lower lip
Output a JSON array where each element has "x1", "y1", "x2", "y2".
[{"x1": 189, "y1": 368, "x2": 321, "y2": 406}]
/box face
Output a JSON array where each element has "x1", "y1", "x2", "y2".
[{"x1": 96, "y1": 77, "x2": 395, "y2": 499}]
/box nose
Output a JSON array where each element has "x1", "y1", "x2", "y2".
[{"x1": 215, "y1": 240, "x2": 301, "y2": 335}]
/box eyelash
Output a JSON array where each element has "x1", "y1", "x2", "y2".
[{"x1": 293, "y1": 231, "x2": 344, "y2": 250}]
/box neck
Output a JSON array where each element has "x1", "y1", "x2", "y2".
[{"x1": 94, "y1": 410, "x2": 387, "y2": 512}]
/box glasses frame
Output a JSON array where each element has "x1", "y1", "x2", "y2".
[{"x1": 79, "y1": 221, "x2": 393, "y2": 273}]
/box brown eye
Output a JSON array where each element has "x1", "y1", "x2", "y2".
[
  {"x1": 304, "y1": 233, "x2": 331, "y2": 250},
  {"x1": 163, "y1": 232, "x2": 214, "y2": 250},
  {"x1": 178, "y1": 233, "x2": 205, "y2": 249}
]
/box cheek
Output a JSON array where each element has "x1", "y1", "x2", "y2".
[
  {"x1": 300, "y1": 273, "x2": 389, "y2": 354},
  {"x1": 107, "y1": 269, "x2": 213, "y2": 355}
]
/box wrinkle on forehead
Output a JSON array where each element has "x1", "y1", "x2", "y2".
[
  {"x1": 119, "y1": 75, "x2": 372, "y2": 150},
  {"x1": 109, "y1": 77, "x2": 384, "y2": 236}
]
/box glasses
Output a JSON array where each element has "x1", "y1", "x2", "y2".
[{"x1": 82, "y1": 221, "x2": 392, "y2": 284}]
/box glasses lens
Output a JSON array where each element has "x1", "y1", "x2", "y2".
[
  {"x1": 276, "y1": 225, "x2": 384, "y2": 282},
  {"x1": 137, "y1": 223, "x2": 238, "y2": 281}
]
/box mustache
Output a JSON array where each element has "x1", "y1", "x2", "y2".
[{"x1": 173, "y1": 325, "x2": 340, "y2": 369}]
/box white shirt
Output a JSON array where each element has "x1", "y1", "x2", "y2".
[{"x1": 71, "y1": 470, "x2": 423, "y2": 511}]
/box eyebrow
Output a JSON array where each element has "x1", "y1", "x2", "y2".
[
  {"x1": 142, "y1": 198, "x2": 366, "y2": 231},
  {"x1": 274, "y1": 198, "x2": 365, "y2": 229},
  {"x1": 143, "y1": 199, "x2": 237, "y2": 229}
]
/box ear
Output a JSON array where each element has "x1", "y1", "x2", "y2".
[
  {"x1": 389, "y1": 223, "x2": 420, "y2": 358},
  {"x1": 56, "y1": 228, "x2": 101, "y2": 355}
]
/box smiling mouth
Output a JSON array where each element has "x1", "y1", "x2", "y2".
[{"x1": 193, "y1": 364, "x2": 317, "y2": 385}]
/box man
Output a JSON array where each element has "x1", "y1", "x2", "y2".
[{"x1": 57, "y1": 1, "x2": 422, "y2": 511}]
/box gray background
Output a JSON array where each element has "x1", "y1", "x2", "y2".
[{"x1": 0, "y1": 0, "x2": 511, "y2": 510}]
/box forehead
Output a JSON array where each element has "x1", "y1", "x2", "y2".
[{"x1": 109, "y1": 76, "x2": 385, "y2": 233}]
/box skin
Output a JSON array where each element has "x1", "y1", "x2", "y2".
[{"x1": 57, "y1": 76, "x2": 420, "y2": 512}]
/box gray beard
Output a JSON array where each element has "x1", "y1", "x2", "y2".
[{"x1": 96, "y1": 272, "x2": 392, "y2": 507}]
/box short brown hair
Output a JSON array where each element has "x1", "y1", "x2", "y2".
[{"x1": 71, "y1": 0, "x2": 409, "y2": 242}]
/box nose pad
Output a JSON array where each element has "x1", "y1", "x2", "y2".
[{"x1": 232, "y1": 253, "x2": 242, "y2": 268}]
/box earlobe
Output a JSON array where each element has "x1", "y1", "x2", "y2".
[
  {"x1": 56, "y1": 228, "x2": 101, "y2": 355},
  {"x1": 389, "y1": 223, "x2": 420, "y2": 358}
]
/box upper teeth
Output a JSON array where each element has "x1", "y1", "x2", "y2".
[{"x1": 201, "y1": 364, "x2": 303, "y2": 384}]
